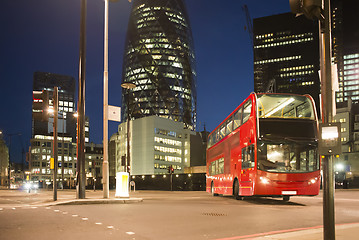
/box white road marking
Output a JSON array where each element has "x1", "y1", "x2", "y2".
[
  {"x1": 126, "y1": 232, "x2": 135, "y2": 235},
  {"x1": 82, "y1": 218, "x2": 88, "y2": 221},
  {"x1": 12, "y1": 208, "x2": 16, "y2": 210},
  {"x1": 54, "y1": 210, "x2": 60, "y2": 212},
  {"x1": 107, "y1": 226, "x2": 114, "y2": 229},
  {"x1": 45, "y1": 207, "x2": 51, "y2": 209},
  {"x1": 72, "y1": 215, "x2": 78, "y2": 217},
  {"x1": 95, "y1": 222, "x2": 103, "y2": 225},
  {"x1": 31, "y1": 207, "x2": 38, "y2": 209},
  {"x1": 62, "y1": 212, "x2": 68, "y2": 214}
]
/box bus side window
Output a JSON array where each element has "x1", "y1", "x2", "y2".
[
  {"x1": 226, "y1": 117, "x2": 233, "y2": 135},
  {"x1": 242, "y1": 145, "x2": 255, "y2": 169},
  {"x1": 233, "y1": 107, "x2": 242, "y2": 130},
  {"x1": 243, "y1": 101, "x2": 252, "y2": 124},
  {"x1": 219, "y1": 124, "x2": 226, "y2": 139}
]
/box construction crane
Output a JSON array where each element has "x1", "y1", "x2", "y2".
[{"x1": 242, "y1": 4, "x2": 253, "y2": 47}]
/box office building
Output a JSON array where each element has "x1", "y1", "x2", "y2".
[
  {"x1": 85, "y1": 143, "x2": 103, "y2": 189},
  {"x1": 333, "y1": 100, "x2": 359, "y2": 182},
  {"x1": 121, "y1": 0, "x2": 197, "y2": 130},
  {"x1": 335, "y1": 0, "x2": 359, "y2": 104},
  {"x1": 340, "y1": 53, "x2": 359, "y2": 103},
  {"x1": 253, "y1": 13, "x2": 321, "y2": 114},
  {"x1": 30, "y1": 72, "x2": 77, "y2": 185},
  {"x1": 32, "y1": 72, "x2": 77, "y2": 140},
  {"x1": 115, "y1": 116, "x2": 195, "y2": 175}
]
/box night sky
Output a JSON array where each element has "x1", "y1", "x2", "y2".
[{"x1": 0, "y1": 0, "x2": 291, "y2": 163}]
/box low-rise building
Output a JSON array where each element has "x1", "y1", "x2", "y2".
[
  {"x1": 334, "y1": 100, "x2": 359, "y2": 181},
  {"x1": 115, "y1": 116, "x2": 200, "y2": 175}
]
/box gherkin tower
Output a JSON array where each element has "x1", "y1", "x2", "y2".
[{"x1": 122, "y1": 0, "x2": 197, "y2": 130}]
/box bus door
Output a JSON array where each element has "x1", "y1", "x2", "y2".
[{"x1": 240, "y1": 145, "x2": 255, "y2": 195}]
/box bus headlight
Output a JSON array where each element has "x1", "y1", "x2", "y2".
[
  {"x1": 260, "y1": 177, "x2": 270, "y2": 184},
  {"x1": 308, "y1": 178, "x2": 318, "y2": 185}
]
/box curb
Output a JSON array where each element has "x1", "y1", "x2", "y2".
[{"x1": 35, "y1": 198, "x2": 143, "y2": 206}]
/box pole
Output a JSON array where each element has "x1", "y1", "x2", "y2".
[
  {"x1": 61, "y1": 113, "x2": 64, "y2": 189},
  {"x1": 103, "y1": 0, "x2": 110, "y2": 199},
  {"x1": 126, "y1": 104, "x2": 130, "y2": 174},
  {"x1": 53, "y1": 87, "x2": 58, "y2": 201},
  {"x1": 77, "y1": 0, "x2": 87, "y2": 199},
  {"x1": 7, "y1": 136, "x2": 11, "y2": 189},
  {"x1": 320, "y1": 0, "x2": 335, "y2": 239}
]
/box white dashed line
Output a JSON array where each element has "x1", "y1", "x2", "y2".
[
  {"x1": 62, "y1": 212, "x2": 68, "y2": 215},
  {"x1": 126, "y1": 232, "x2": 135, "y2": 235},
  {"x1": 45, "y1": 207, "x2": 51, "y2": 209},
  {"x1": 107, "y1": 226, "x2": 114, "y2": 229},
  {"x1": 12, "y1": 208, "x2": 16, "y2": 210},
  {"x1": 72, "y1": 215, "x2": 78, "y2": 217},
  {"x1": 54, "y1": 210, "x2": 60, "y2": 212},
  {"x1": 31, "y1": 207, "x2": 38, "y2": 209},
  {"x1": 82, "y1": 218, "x2": 88, "y2": 221},
  {"x1": 95, "y1": 222, "x2": 103, "y2": 225},
  {"x1": 0, "y1": 208, "x2": 3, "y2": 211}
]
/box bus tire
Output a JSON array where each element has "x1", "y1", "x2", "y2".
[
  {"x1": 283, "y1": 196, "x2": 290, "y2": 201},
  {"x1": 211, "y1": 182, "x2": 218, "y2": 196},
  {"x1": 233, "y1": 180, "x2": 241, "y2": 200}
]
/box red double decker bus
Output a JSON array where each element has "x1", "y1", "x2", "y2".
[{"x1": 206, "y1": 93, "x2": 320, "y2": 201}]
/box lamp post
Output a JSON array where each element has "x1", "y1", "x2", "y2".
[
  {"x1": 103, "y1": 0, "x2": 119, "y2": 199},
  {"x1": 121, "y1": 82, "x2": 136, "y2": 174},
  {"x1": 77, "y1": 0, "x2": 87, "y2": 200},
  {"x1": 53, "y1": 87, "x2": 58, "y2": 201}
]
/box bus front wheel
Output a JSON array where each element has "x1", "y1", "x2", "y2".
[{"x1": 283, "y1": 196, "x2": 290, "y2": 201}]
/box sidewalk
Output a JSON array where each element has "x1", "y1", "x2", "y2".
[{"x1": 248, "y1": 223, "x2": 359, "y2": 240}]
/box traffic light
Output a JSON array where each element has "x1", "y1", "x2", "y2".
[
  {"x1": 167, "y1": 165, "x2": 174, "y2": 174},
  {"x1": 289, "y1": 0, "x2": 323, "y2": 20},
  {"x1": 32, "y1": 90, "x2": 49, "y2": 121}
]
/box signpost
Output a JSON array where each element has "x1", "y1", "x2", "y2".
[{"x1": 289, "y1": 1, "x2": 339, "y2": 239}]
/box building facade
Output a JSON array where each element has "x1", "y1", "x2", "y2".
[
  {"x1": 253, "y1": 13, "x2": 321, "y2": 114},
  {"x1": 334, "y1": 0, "x2": 359, "y2": 104},
  {"x1": 121, "y1": 0, "x2": 197, "y2": 130},
  {"x1": 84, "y1": 143, "x2": 103, "y2": 189},
  {"x1": 115, "y1": 116, "x2": 195, "y2": 175},
  {"x1": 334, "y1": 100, "x2": 359, "y2": 182},
  {"x1": 339, "y1": 53, "x2": 359, "y2": 103},
  {"x1": 30, "y1": 72, "x2": 77, "y2": 186}
]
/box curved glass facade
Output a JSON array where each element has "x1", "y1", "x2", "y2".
[{"x1": 122, "y1": 0, "x2": 197, "y2": 130}]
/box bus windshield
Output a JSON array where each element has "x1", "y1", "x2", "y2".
[
  {"x1": 257, "y1": 140, "x2": 319, "y2": 173},
  {"x1": 257, "y1": 94, "x2": 315, "y2": 120}
]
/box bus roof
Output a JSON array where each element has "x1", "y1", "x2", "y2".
[{"x1": 208, "y1": 92, "x2": 315, "y2": 137}]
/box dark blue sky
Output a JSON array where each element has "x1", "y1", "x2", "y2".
[{"x1": 0, "y1": 0, "x2": 290, "y2": 162}]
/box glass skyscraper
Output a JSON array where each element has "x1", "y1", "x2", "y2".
[
  {"x1": 121, "y1": 0, "x2": 197, "y2": 130},
  {"x1": 253, "y1": 13, "x2": 321, "y2": 115}
]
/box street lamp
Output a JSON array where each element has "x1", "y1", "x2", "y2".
[
  {"x1": 103, "y1": 0, "x2": 119, "y2": 199},
  {"x1": 121, "y1": 82, "x2": 136, "y2": 174}
]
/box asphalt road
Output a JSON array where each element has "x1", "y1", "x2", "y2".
[{"x1": 1, "y1": 190, "x2": 359, "y2": 240}]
